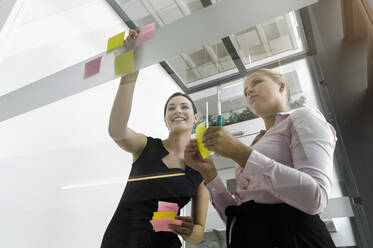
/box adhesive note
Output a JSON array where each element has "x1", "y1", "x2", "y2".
[
  {"x1": 84, "y1": 57, "x2": 102, "y2": 79},
  {"x1": 107, "y1": 32, "x2": 125, "y2": 52},
  {"x1": 158, "y1": 201, "x2": 179, "y2": 213},
  {"x1": 153, "y1": 212, "x2": 176, "y2": 221},
  {"x1": 174, "y1": 219, "x2": 182, "y2": 226},
  {"x1": 195, "y1": 121, "x2": 213, "y2": 159},
  {"x1": 150, "y1": 218, "x2": 173, "y2": 232},
  {"x1": 114, "y1": 49, "x2": 134, "y2": 75},
  {"x1": 135, "y1": 23, "x2": 156, "y2": 47},
  {"x1": 150, "y1": 218, "x2": 182, "y2": 232}
]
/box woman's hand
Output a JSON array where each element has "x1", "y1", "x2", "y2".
[
  {"x1": 184, "y1": 139, "x2": 217, "y2": 183},
  {"x1": 120, "y1": 29, "x2": 140, "y2": 85},
  {"x1": 202, "y1": 127, "x2": 253, "y2": 167},
  {"x1": 169, "y1": 216, "x2": 194, "y2": 239},
  {"x1": 125, "y1": 28, "x2": 140, "y2": 46}
]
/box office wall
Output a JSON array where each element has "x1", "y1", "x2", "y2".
[
  {"x1": 0, "y1": 62, "x2": 183, "y2": 248},
  {"x1": 0, "y1": 3, "x2": 184, "y2": 243}
]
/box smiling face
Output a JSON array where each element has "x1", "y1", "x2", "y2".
[
  {"x1": 243, "y1": 70, "x2": 288, "y2": 117},
  {"x1": 164, "y1": 95, "x2": 198, "y2": 132}
]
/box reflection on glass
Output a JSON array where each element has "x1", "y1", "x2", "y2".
[
  {"x1": 191, "y1": 60, "x2": 308, "y2": 129},
  {"x1": 232, "y1": 12, "x2": 306, "y2": 69},
  {"x1": 118, "y1": 0, "x2": 307, "y2": 90},
  {"x1": 168, "y1": 41, "x2": 237, "y2": 84},
  {"x1": 167, "y1": 11, "x2": 306, "y2": 88}
]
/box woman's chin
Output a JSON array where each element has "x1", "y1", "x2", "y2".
[
  {"x1": 252, "y1": 106, "x2": 273, "y2": 118},
  {"x1": 170, "y1": 125, "x2": 192, "y2": 133}
]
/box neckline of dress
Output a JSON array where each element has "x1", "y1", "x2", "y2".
[{"x1": 160, "y1": 139, "x2": 187, "y2": 172}]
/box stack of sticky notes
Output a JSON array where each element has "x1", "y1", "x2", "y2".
[
  {"x1": 195, "y1": 121, "x2": 213, "y2": 159},
  {"x1": 150, "y1": 201, "x2": 182, "y2": 232}
]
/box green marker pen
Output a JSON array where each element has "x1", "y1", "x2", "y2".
[{"x1": 217, "y1": 87, "x2": 224, "y2": 126}]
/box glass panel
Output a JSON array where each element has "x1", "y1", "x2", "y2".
[
  {"x1": 232, "y1": 12, "x2": 307, "y2": 69},
  {"x1": 167, "y1": 40, "x2": 238, "y2": 85},
  {"x1": 166, "y1": 11, "x2": 306, "y2": 89},
  {"x1": 190, "y1": 59, "x2": 314, "y2": 128}
]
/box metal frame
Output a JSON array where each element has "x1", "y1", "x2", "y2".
[{"x1": 105, "y1": 0, "x2": 137, "y2": 29}]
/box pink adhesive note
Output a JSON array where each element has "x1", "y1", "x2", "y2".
[
  {"x1": 84, "y1": 57, "x2": 102, "y2": 78},
  {"x1": 150, "y1": 218, "x2": 182, "y2": 232},
  {"x1": 158, "y1": 201, "x2": 179, "y2": 213},
  {"x1": 173, "y1": 219, "x2": 182, "y2": 226},
  {"x1": 150, "y1": 218, "x2": 173, "y2": 232},
  {"x1": 135, "y1": 23, "x2": 156, "y2": 47}
]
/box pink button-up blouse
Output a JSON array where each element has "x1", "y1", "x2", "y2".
[{"x1": 206, "y1": 107, "x2": 337, "y2": 223}]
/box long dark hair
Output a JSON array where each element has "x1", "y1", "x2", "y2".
[{"x1": 163, "y1": 92, "x2": 198, "y2": 119}]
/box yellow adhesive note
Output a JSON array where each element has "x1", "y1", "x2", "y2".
[
  {"x1": 114, "y1": 49, "x2": 134, "y2": 75},
  {"x1": 195, "y1": 121, "x2": 213, "y2": 159},
  {"x1": 107, "y1": 32, "x2": 125, "y2": 52},
  {"x1": 152, "y1": 212, "x2": 176, "y2": 221}
]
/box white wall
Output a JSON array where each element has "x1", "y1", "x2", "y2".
[
  {"x1": 0, "y1": 65, "x2": 183, "y2": 248},
  {"x1": 0, "y1": 64, "x2": 183, "y2": 248}
]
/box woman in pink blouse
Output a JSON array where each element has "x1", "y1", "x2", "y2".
[{"x1": 184, "y1": 69, "x2": 337, "y2": 248}]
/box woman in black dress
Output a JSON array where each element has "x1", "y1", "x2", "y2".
[{"x1": 101, "y1": 30, "x2": 210, "y2": 248}]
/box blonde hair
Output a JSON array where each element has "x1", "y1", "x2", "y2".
[{"x1": 246, "y1": 68, "x2": 291, "y2": 102}]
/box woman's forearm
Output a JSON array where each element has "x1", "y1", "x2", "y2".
[
  {"x1": 184, "y1": 224, "x2": 205, "y2": 244},
  {"x1": 231, "y1": 142, "x2": 253, "y2": 168},
  {"x1": 108, "y1": 74, "x2": 138, "y2": 138},
  {"x1": 202, "y1": 169, "x2": 217, "y2": 185}
]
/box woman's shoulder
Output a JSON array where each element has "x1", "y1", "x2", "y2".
[
  {"x1": 289, "y1": 107, "x2": 337, "y2": 141},
  {"x1": 135, "y1": 136, "x2": 167, "y2": 161},
  {"x1": 289, "y1": 107, "x2": 329, "y2": 123}
]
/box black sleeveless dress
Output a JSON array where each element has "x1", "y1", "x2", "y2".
[{"x1": 101, "y1": 137, "x2": 203, "y2": 248}]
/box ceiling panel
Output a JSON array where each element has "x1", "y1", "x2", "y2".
[
  {"x1": 150, "y1": 0, "x2": 175, "y2": 10},
  {"x1": 118, "y1": 0, "x2": 207, "y2": 27},
  {"x1": 236, "y1": 29, "x2": 262, "y2": 49},
  {"x1": 158, "y1": 4, "x2": 184, "y2": 24}
]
